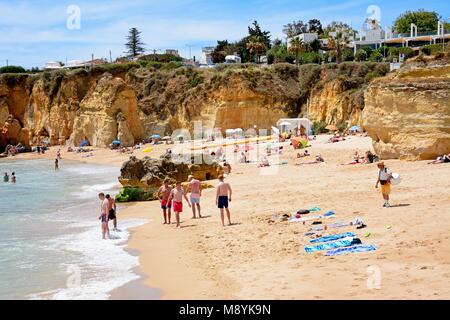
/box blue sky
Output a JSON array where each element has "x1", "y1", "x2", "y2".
[{"x1": 0, "y1": 0, "x2": 449, "y2": 68}]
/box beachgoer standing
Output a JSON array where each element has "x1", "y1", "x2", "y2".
[
  {"x1": 3, "y1": 172, "x2": 9, "y2": 183},
  {"x1": 188, "y1": 175, "x2": 202, "y2": 219},
  {"x1": 11, "y1": 172, "x2": 16, "y2": 183},
  {"x1": 375, "y1": 162, "x2": 393, "y2": 208},
  {"x1": 55, "y1": 158, "x2": 59, "y2": 171},
  {"x1": 167, "y1": 182, "x2": 191, "y2": 229},
  {"x1": 57, "y1": 149, "x2": 62, "y2": 160},
  {"x1": 106, "y1": 194, "x2": 118, "y2": 231},
  {"x1": 98, "y1": 193, "x2": 110, "y2": 239},
  {"x1": 216, "y1": 175, "x2": 232, "y2": 227},
  {"x1": 157, "y1": 179, "x2": 173, "y2": 224}
]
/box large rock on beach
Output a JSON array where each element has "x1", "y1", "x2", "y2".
[
  {"x1": 363, "y1": 56, "x2": 450, "y2": 160},
  {"x1": 117, "y1": 156, "x2": 223, "y2": 201}
]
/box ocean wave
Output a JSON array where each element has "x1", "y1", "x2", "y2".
[
  {"x1": 30, "y1": 219, "x2": 148, "y2": 300},
  {"x1": 71, "y1": 182, "x2": 121, "y2": 199}
]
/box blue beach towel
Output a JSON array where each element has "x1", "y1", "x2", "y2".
[
  {"x1": 304, "y1": 239, "x2": 354, "y2": 253},
  {"x1": 308, "y1": 206, "x2": 321, "y2": 212},
  {"x1": 309, "y1": 232, "x2": 356, "y2": 244},
  {"x1": 325, "y1": 245, "x2": 377, "y2": 256},
  {"x1": 323, "y1": 211, "x2": 335, "y2": 217}
]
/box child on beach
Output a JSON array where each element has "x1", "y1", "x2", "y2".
[
  {"x1": 157, "y1": 179, "x2": 173, "y2": 225},
  {"x1": 167, "y1": 182, "x2": 191, "y2": 229},
  {"x1": 188, "y1": 175, "x2": 202, "y2": 219},
  {"x1": 375, "y1": 162, "x2": 393, "y2": 208},
  {"x1": 216, "y1": 175, "x2": 232, "y2": 227},
  {"x1": 98, "y1": 193, "x2": 110, "y2": 239}
]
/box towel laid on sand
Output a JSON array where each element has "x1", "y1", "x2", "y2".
[
  {"x1": 309, "y1": 232, "x2": 356, "y2": 244},
  {"x1": 289, "y1": 215, "x2": 322, "y2": 223},
  {"x1": 308, "y1": 206, "x2": 321, "y2": 212},
  {"x1": 304, "y1": 238, "x2": 354, "y2": 253},
  {"x1": 309, "y1": 221, "x2": 350, "y2": 231},
  {"x1": 325, "y1": 245, "x2": 377, "y2": 256}
]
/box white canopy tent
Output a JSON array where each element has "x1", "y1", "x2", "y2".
[{"x1": 277, "y1": 118, "x2": 312, "y2": 135}]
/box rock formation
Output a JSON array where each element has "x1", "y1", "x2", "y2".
[
  {"x1": 1, "y1": 62, "x2": 388, "y2": 153},
  {"x1": 363, "y1": 57, "x2": 450, "y2": 160},
  {"x1": 117, "y1": 156, "x2": 223, "y2": 201}
]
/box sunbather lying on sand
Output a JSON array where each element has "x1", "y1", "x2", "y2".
[
  {"x1": 428, "y1": 154, "x2": 450, "y2": 164},
  {"x1": 298, "y1": 155, "x2": 325, "y2": 165}
]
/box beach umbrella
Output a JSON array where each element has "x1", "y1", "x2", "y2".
[
  {"x1": 143, "y1": 147, "x2": 153, "y2": 153},
  {"x1": 80, "y1": 140, "x2": 89, "y2": 147},
  {"x1": 150, "y1": 134, "x2": 161, "y2": 139},
  {"x1": 162, "y1": 136, "x2": 171, "y2": 141},
  {"x1": 349, "y1": 125, "x2": 361, "y2": 132},
  {"x1": 279, "y1": 121, "x2": 291, "y2": 126},
  {"x1": 112, "y1": 140, "x2": 121, "y2": 145},
  {"x1": 326, "y1": 125, "x2": 338, "y2": 131}
]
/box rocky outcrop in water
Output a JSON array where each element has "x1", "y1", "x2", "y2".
[{"x1": 363, "y1": 56, "x2": 450, "y2": 160}]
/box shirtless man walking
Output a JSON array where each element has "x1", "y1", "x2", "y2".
[
  {"x1": 157, "y1": 179, "x2": 173, "y2": 224},
  {"x1": 167, "y1": 182, "x2": 191, "y2": 229},
  {"x1": 106, "y1": 194, "x2": 118, "y2": 231},
  {"x1": 216, "y1": 175, "x2": 233, "y2": 227},
  {"x1": 188, "y1": 175, "x2": 202, "y2": 219},
  {"x1": 98, "y1": 193, "x2": 110, "y2": 240}
]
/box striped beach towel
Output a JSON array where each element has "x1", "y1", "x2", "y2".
[
  {"x1": 325, "y1": 245, "x2": 377, "y2": 257},
  {"x1": 304, "y1": 239, "x2": 354, "y2": 253},
  {"x1": 309, "y1": 232, "x2": 356, "y2": 244}
]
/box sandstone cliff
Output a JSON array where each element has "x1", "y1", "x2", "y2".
[
  {"x1": 363, "y1": 57, "x2": 450, "y2": 160},
  {"x1": 1, "y1": 62, "x2": 388, "y2": 153}
]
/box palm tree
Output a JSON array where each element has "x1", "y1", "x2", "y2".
[
  {"x1": 288, "y1": 37, "x2": 309, "y2": 66},
  {"x1": 327, "y1": 31, "x2": 349, "y2": 64},
  {"x1": 246, "y1": 36, "x2": 266, "y2": 63}
]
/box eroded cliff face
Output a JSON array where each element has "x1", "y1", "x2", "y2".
[
  {"x1": 1, "y1": 62, "x2": 388, "y2": 152},
  {"x1": 363, "y1": 57, "x2": 450, "y2": 160}
]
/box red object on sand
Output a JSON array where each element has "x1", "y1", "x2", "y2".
[{"x1": 239, "y1": 145, "x2": 254, "y2": 152}]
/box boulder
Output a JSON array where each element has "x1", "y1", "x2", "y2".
[
  {"x1": 363, "y1": 58, "x2": 450, "y2": 160},
  {"x1": 118, "y1": 156, "x2": 223, "y2": 201}
]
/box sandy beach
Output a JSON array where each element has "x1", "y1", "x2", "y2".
[{"x1": 12, "y1": 135, "x2": 450, "y2": 300}]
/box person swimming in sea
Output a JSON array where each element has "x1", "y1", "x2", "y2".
[
  {"x1": 55, "y1": 158, "x2": 59, "y2": 171},
  {"x1": 3, "y1": 172, "x2": 9, "y2": 183},
  {"x1": 11, "y1": 172, "x2": 16, "y2": 183}
]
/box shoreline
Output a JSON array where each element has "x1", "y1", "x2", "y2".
[{"x1": 4, "y1": 136, "x2": 450, "y2": 300}]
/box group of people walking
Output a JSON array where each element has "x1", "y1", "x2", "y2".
[{"x1": 157, "y1": 175, "x2": 233, "y2": 229}]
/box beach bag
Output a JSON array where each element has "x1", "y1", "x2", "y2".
[{"x1": 391, "y1": 173, "x2": 402, "y2": 185}]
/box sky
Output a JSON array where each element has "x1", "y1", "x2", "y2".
[{"x1": 0, "y1": 0, "x2": 449, "y2": 69}]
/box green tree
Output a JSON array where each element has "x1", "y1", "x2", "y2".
[
  {"x1": 289, "y1": 37, "x2": 308, "y2": 66},
  {"x1": 125, "y1": 27, "x2": 145, "y2": 58},
  {"x1": 246, "y1": 36, "x2": 266, "y2": 63},
  {"x1": 283, "y1": 20, "x2": 306, "y2": 38},
  {"x1": 0, "y1": 66, "x2": 26, "y2": 74},
  {"x1": 211, "y1": 40, "x2": 229, "y2": 63},
  {"x1": 393, "y1": 10, "x2": 440, "y2": 33},
  {"x1": 248, "y1": 21, "x2": 271, "y2": 49},
  {"x1": 308, "y1": 19, "x2": 323, "y2": 35},
  {"x1": 369, "y1": 51, "x2": 383, "y2": 62},
  {"x1": 354, "y1": 49, "x2": 368, "y2": 61},
  {"x1": 327, "y1": 32, "x2": 350, "y2": 64}
]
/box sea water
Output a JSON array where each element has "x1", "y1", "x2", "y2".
[{"x1": 0, "y1": 159, "x2": 148, "y2": 300}]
